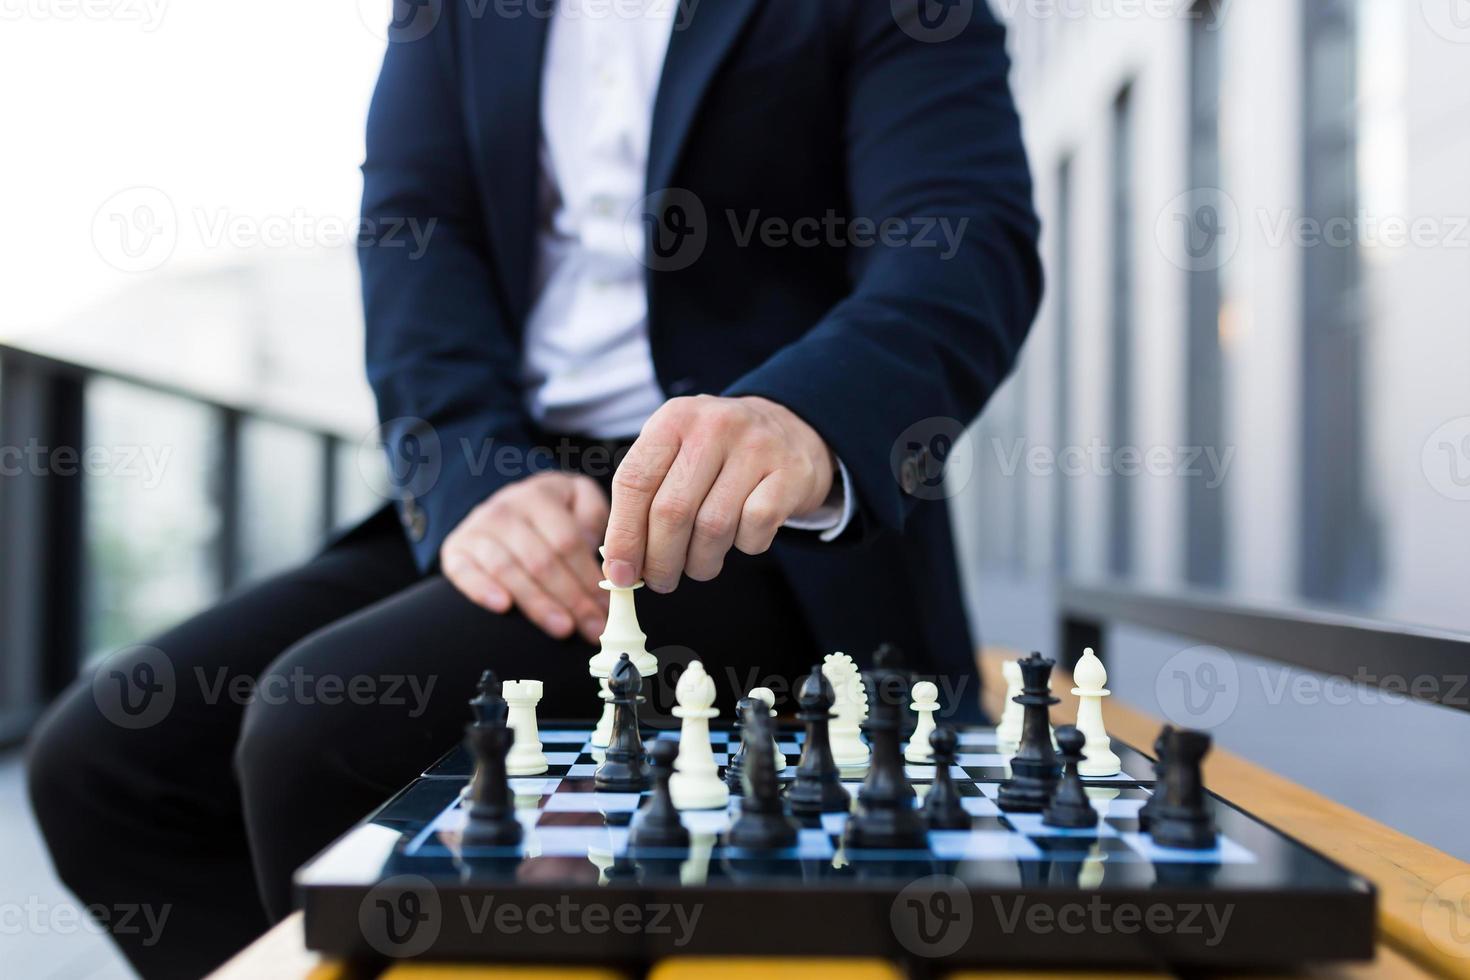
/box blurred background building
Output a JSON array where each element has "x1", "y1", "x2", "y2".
[{"x1": 3, "y1": 1, "x2": 1470, "y2": 975}]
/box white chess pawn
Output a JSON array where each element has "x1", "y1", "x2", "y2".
[
  {"x1": 904, "y1": 680, "x2": 940, "y2": 763},
  {"x1": 748, "y1": 686, "x2": 786, "y2": 770},
  {"x1": 823, "y1": 651, "x2": 870, "y2": 767},
  {"x1": 996, "y1": 658, "x2": 1025, "y2": 746},
  {"x1": 589, "y1": 547, "x2": 657, "y2": 748},
  {"x1": 1072, "y1": 647, "x2": 1122, "y2": 777},
  {"x1": 669, "y1": 661, "x2": 729, "y2": 810},
  {"x1": 503, "y1": 679, "x2": 548, "y2": 776}
]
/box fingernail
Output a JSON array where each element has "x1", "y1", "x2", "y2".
[
  {"x1": 606, "y1": 559, "x2": 636, "y2": 587},
  {"x1": 547, "y1": 612, "x2": 573, "y2": 636}
]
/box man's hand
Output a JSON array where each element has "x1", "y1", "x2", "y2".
[
  {"x1": 602, "y1": 395, "x2": 836, "y2": 592},
  {"x1": 441, "y1": 471, "x2": 610, "y2": 642}
]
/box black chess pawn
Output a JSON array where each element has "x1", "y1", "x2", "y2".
[
  {"x1": 594, "y1": 653, "x2": 649, "y2": 791},
  {"x1": 921, "y1": 726, "x2": 970, "y2": 830},
  {"x1": 843, "y1": 645, "x2": 927, "y2": 850},
  {"x1": 725, "y1": 704, "x2": 800, "y2": 850},
  {"x1": 1042, "y1": 725, "x2": 1099, "y2": 829},
  {"x1": 786, "y1": 665, "x2": 851, "y2": 816},
  {"x1": 463, "y1": 692, "x2": 523, "y2": 847},
  {"x1": 723, "y1": 695, "x2": 758, "y2": 796},
  {"x1": 1136, "y1": 724, "x2": 1172, "y2": 832},
  {"x1": 1149, "y1": 728, "x2": 1217, "y2": 849},
  {"x1": 996, "y1": 651, "x2": 1061, "y2": 813},
  {"x1": 629, "y1": 739, "x2": 689, "y2": 850}
]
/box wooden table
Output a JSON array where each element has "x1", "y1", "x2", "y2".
[{"x1": 209, "y1": 649, "x2": 1470, "y2": 979}]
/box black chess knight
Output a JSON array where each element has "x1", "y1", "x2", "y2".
[
  {"x1": 786, "y1": 664, "x2": 851, "y2": 816},
  {"x1": 462, "y1": 686, "x2": 523, "y2": 847},
  {"x1": 997, "y1": 652, "x2": 1061, "y2": 813},
  {"x1": 723, "y1": 695, "x2": 758, "y2": 796},
  {"x1": 594, "y1": 653, "x2": 649, "y2": 792},
  {"x1": 843, "y1": 646, "x2": 927, "y2": 850},
  {"x1": 726, "y1": 704, "x2": 799, "y2": 850}
]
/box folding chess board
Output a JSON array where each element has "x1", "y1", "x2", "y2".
[{"x1": 297, "y1": 722, "x2": 1374, "y2": 969}]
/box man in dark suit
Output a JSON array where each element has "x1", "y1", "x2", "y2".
[{"x1": 28, "y1": 0, "x2": 1040, "y2": 975}]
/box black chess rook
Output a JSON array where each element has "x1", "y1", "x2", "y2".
[
  {"x1": 1149, "y1": 727, "x2": 1217, "y2": 849},
  {"x1": 1137, "y1": 724, "x2": 1172, "y2": 832}
]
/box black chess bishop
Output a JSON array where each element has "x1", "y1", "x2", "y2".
[
  {"x1": 1148, "y1": 727, "x2": 1217, "y2": 849},
  {"x1": 921, "y1": 726, "x2": 970, "y2": 830},
  {"x1": 723, "y1": 695, "x2": 758, "y2": 796},
  {"x1": 725, "y1": 703, "x2": 799, "y2": 850},
  {"x1": 629, "y1": 739, "x2": 690, "y2": 850},
  {"x1": 594, "y1": 653, "x2": 649, "y2": 792},
  {"x1": 1042, "y1": 725, "x2": 1098, "y2": 829},
  {"x1": 843, "y1": 645, "x2": 927, "y2": 850},
  {"x1": 462, "y1": 685, "x2": 523, "y2": 847},
  {"x1": 996, "y1": 651, "x2": 1061, "y2": 813},
  {"x1": 786, "y1": 664, "x2": 851, "y2": 817}
]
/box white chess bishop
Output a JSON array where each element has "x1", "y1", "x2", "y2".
[
  {"x1": 996, "y1": 658, "x2": 1025, "y2": 746},
  {"x1": 904, "y1": 680, "x2": 940, "y2": 763},
  {"x1": 1072, "y1": 647, "x2": 1122, "y2": 777},
  {"x1": 503, "y1": 679, "x2": 548, "y2": 776},
  {"x1": 589, "y1": 547, "x2": 657, "y2": 748},
  {"x1": 669, "y1": 660, "x2": 728, "y2": 810},
  {"x1": 822, "y1": 651, "x2": 870, "y2": 767}
]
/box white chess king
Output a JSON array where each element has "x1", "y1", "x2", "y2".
[
  {"x1": 669, "y1": 660, "x2": 729, "y2": 810},
  {"x1": 1071, "y1": 647, "x2": 1122, "y2": 777},
  {"x1": 589, "y1": 547, "x2": 657, "y2": 748},
  {"x1": 503, "y1": 679, "x2": 548, "y2": 776}
]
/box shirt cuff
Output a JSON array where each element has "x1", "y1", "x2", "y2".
[{"x1": 781, "y1": 457, "x2": 856, "y2": 543}]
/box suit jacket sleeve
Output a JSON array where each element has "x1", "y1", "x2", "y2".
[
  {"x1": 358, "y1": 23, "x2": 552, "y2": 571},
  {"x1": 724, "y1": 0, "x2": 1043, "y2": 541}
]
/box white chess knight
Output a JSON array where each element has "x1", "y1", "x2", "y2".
[
  {"x1": 996, "y1": 658, "x2": 1025, "y2": 746},
  {"x1": 669, "y1": 660, "x2": 729, "y2": 809},
  {"x1": 904, "y1": 680, "x2": 940, "y2": 763},
  {"x1": 822, "y1": 651, "x2": 869, "y2": 767},
  {"x1": 1072, "y1": 647, "x2": 1122, "y2": 777},
  {"x1": 748, "y1": 686, "x2": 786, "y2": 770},
  {"x1": 503, "y1": 679, "x2": 549, "y2": 776},
  {"x1": 589, "y1": 547, "x2": 657, "y2": 748}
]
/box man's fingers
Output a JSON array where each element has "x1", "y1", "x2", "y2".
[
  {"x1": 685, "y1": 460, "x2": 763, "y2": 582},
  {"x1": 515, "y1": 497, "x2": 609, "y2": 639},
  {"x1": 467, "y1": 534, "x2": 576, "y2": 640},
  {"x1": 643, "y1": 441, "x2": 726, "y2": 593},
  {"x1": 734, "y1": 474, "x2": 798, "y2": 556},
  {"x1": 604, "y1": 432, "x2": 680, "y2": 587},
  {"x1": 569, "y1": 475, "x2": 611, "y2": 544},
  {"x1": 442, "y1": 547, "x2": 511, "y2": 612},
  {"x1": 498, "y1": 520, "x2": 602, "y2": 637}
]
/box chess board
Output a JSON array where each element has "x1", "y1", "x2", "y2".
[{"x1": 296, "y1": 722, "x2": 1374, "y2": 969}]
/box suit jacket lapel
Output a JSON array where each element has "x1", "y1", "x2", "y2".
[
  {"x1": 471, "y1": 1, "x2": 551, "y2": 328},
  {"x1": 647, "y1": 0, "x2": 765, "y2": 196}
]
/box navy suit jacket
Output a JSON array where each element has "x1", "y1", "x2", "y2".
[{"x1": 357, "y1": 0, "x2": 1043, "y2": 703}]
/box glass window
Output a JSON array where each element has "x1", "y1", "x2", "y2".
[{"x1": 238, "y1": 417, "x2": 325, "y2": 582}]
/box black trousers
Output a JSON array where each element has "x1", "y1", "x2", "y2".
[{"x1": 26, "y1": 475, "x2": 818, "y2": 979}]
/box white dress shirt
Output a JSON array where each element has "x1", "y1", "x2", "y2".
[{"x1": 522, "y1": 0, "x2": 852, "y2": 538}]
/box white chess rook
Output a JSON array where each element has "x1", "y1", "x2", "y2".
[
  {"x1": 589, "y1": 547, "x2": 657, "y2": 748},
  {"x1": 904, "y1": 680, "x2": 940, "y2": 763},
  {"x1": 669, "y1": 660, "x2": 729, "y2": 810},
  {"x1": 1071, "y1": 647, "x2": 1122, "y2": 777},
  {"x1": 503, "y1": 679, "x2": 549, "y2": 776},
  {"x1": 822, "y1": 651, "x2": 870, "y2": 767}
]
